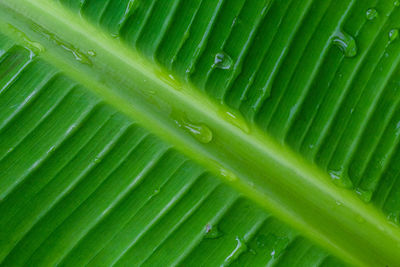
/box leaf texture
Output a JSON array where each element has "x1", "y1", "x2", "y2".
[{"x1": 0, "y1": 0, "x2": 400, "y2": 266}]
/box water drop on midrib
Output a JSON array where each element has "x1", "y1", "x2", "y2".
[
  {"x1": 183, "y1": 122, "x2": 213, "y2": 143},
  {"x1": 332, "y1": 31, "x2": 357, "y2": 58},
  {"x1": 223, "y1": 110, "x2": 250, "y2": 134},
  {"x1": 175, "y1": 116, "x2": 213, "y2": 144}
]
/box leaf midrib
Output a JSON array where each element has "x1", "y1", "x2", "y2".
[{"x1": 1, "y1": 0, "x2": 400, "y2": 266}]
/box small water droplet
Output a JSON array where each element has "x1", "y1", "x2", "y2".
[
  {"x1": 366, "y1": 8, "x2": 378, "y2": 20},
  {"x1": 389, "y1": 29, "x2": 399, "y2": 43},
  {"x1": 213, "y1": 52, "x2": 233, "y2": 70},
  {"x1": 94, "y1": 157, "x2": 100, "y2": 163},
  {"x1": 395, "y1": 120, "x2": 400, "y2": 137},
  {"x1": 336, "y1": 200, "x2": 343, "y2": 206},
  {"x1": 387, "y1": 212, "x2": 399, "y2": 224},
  {"x1": 333, "y1": 31, "x2": 357, "y2": 57},
  {"x1": 155, "y1": 70, "x2": 182, "y2": 90},
  {"x1": 47, "y1": 145, "x2": 56, "y2": 153},
  {"x1": 222, "y1": 237, "x2": 247, "y2": 266},
  {"x1": 328, "y1": 169, "x2": 353, "y2": 188},
  {"x1": 87, "y1": 50, "x2": 96, "y2": 57},
  {"x1": 219, "y1": 167, "x2": 237, "y2": 182},
  {"x1": 153, "y1": 188, "x2": 160, "y2": 194},
  {"x1": 395, "y1": 0, "x2": 400, "y2": 7},
  {"x1": 223, "y1": 110, "x2": 250, "y2": 133},
  {"x1": 355, "y1": 188, "x2": 372, "y2": 202},
  {"x1": 204, "y1": 224, "x2": 223, "y2": 239}
]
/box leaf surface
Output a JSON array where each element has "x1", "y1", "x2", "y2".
[{"x1": 1, "y1": 0, "x2": 400, "y2": 266}]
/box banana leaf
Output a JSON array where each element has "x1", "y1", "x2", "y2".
[{"x1": 0, "y1": 0, "x2": 400, "y2": 266}]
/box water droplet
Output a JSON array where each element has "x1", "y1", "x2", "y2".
[
  {"x1": 387, "y1": 212, "x2": 399, "y2": 224},
  {"x1": 213, "y1": 52, "x2": 233, "y2": 70},
  {"x1": 395, "y1": 120, "x2": 400, "y2": 137},
  {"x1": 7, "y1": 24, "x2": 45, "y2": 55},
  {"x1": 355, "y1": 188, "x2": 372, "y2": 202},
  {"x1": 174, "y1": 114, "x2": 213, "y2": 144},
  {"x1": 222, "y1": 237, "x2": 247, "y2": 266},
  {"x1": 332, "y1": 31, "x2": 357, "y2": 57},
  {"x1": 395, "y1": 0, "x2": 400, "y2": 7},
  {"x1": 34, "y1": 24, "x2": 92, "y2": 65},
  {"x1": 328, "y1": 169, "x2": 353, "y2": 188},
  {"x1": 366, "y1": 8, "x2": 378, "y2": 20},
  {"x1": 153, "y1": 188, "x2": 160, "y2": 194},
  {"x1": 223, "y1": 110, "x2": 250, "y2": 133},
  {"x1": 155, "y1": 70, "x2": 182, "y2": 90},
  {"x1": 94, "y1": 157, "x2": 100, "y2": 163},
  {"x1": 182, "y1": 121, "x2": 213, "y2": 143},
  {"x1": 219, "y1": 167, "x2": 237, "y2": 182},
  {"x1": 87, "y1": 50, "x2": 96, "y2": 57},
  {"x1": 47, "y1": 145, "x2": 56, "y2": 153},
  {"x1": 389, "y1": 29, "x2": 399, "y2": 43},
  {"x1": 335, "y1": 200, "x2": 343, "y2": 206},
  {"x1": 204, "y1": 224, "x2": 223, "y2": 239}
]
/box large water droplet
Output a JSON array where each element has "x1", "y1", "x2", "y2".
[
  {"x1": 204, "y1": 224, "x2": 223, "y2": 239},
  {"x1": 366, "y1": 8, "x2": 378, "y2": 20},
  {"x1": 185, "y1": 122, "x2": 212, "y2": 143},
  {"x1": 389, "y1": 29, "x2": 399, "y2": 43},
  {"x1": 222, "y1": 237, "x2": 247, "y2": 266},
  {"x1": 175, "y1": 118, "x2": 213, "y2": 144},
  {"x1": 332, "y1": 31, "x2": 357, "y2": 58},
  {"x1": 213, "y1": 52, "x2": 233, "y2": 70}
]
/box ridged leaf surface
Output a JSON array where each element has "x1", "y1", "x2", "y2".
[{"x1": 1, "y1": 0, "x2": 400, "y2": 266}]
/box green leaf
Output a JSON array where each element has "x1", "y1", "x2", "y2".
[{"x1": 0, "y1": 0, "x2": 400, "y2": 266}]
